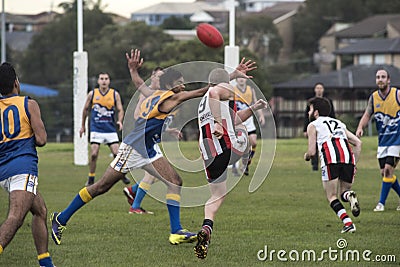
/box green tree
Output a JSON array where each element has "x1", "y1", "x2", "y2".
[
  {"x1": 20, "y1": 4, "x2": 113, "y2": 87},
  {"x1": 236, "y1": 14, "x2": 282, "y2": 64},
  {"x1": 86, "y1": 21, "x2": 174, "y2": 99},
  {"x1": 160, "y1": 16, "x2": 195, "y2": 30}
]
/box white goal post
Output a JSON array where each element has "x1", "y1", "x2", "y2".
[{"x1": 73, "y1": 51, "x2": 88, "y2": 165}]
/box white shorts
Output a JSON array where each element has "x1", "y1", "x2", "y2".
[
  {"x1": 377, "y1": 145, "x2": 400, "y2": 159},
  {"x1": 243, "y1": 116, "x2": 256, "y2": 133},
  {"x1": 0, "y1": 174, "x2": 38, "y2": 194},
  {"x1": 110, "y1": 142, "x2": 163, "y2": 173},
  {"x1": 90, "y1": 131, "x2": 119, "y2": 144}
]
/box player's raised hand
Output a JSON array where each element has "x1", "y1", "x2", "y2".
[
  {"x1": 235, "y1": 57, "x2": 257, "y2": 78},
  {"x1": 126, "y1": 49, "x2": 144, "y2": 71}
]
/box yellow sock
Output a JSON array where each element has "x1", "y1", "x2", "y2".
[
  {"x1": 79, "y1": 187, "x2": 93, "y2": 203},
  {"x1": 37, "y1": 252, "x2": 50, "y2": 260},
  {"x1": 0, "y1": 244, "x2": 3, "y2": 254}
]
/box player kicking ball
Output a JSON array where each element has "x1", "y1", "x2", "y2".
[
  {"x1": 304, "y1": 97, "x2": 361, "y2": 233},
  {"x1": 195, "y1": 68, "x2": 267, "y2": 259}
]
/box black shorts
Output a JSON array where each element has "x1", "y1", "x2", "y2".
[
  {"x1": 378, "y1": 156, "x2": 399, "y2": 169},
  {"x1": 204, "y1": 149, "x2": 242, "y2": 183},
  {"x1": 248, "y1": 130, "x2": 257, "y2": 136},
  {"x1": 322, "y1": 163, "x2": 355, "y2": 183}
]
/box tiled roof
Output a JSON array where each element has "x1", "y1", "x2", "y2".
[
  {"x1": 133, "y1": 2, "x2": 227, "y2": 15},
  {"x1": 335, "y1": 14, "x2": 400, "y2": 38},
  {"x1": 334, "y1": 38, "x2": 400, "y2": 54},
  {"x1": 258, "y1": 1, "x2": 303, "y2": 20},
  {"x1": 273, "y1": 64, "x2": 400, "y2": 89}
]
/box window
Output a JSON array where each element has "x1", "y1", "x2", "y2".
[
  {"x1": 374, "y1": 54, "x2": 385, "y2": 64},
  {"x1": 359, "y1": 54, "x2": 372, "y2": 65}
]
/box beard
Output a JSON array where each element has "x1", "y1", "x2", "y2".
[
  {"x1": 377, "y1": 82, "x2": 387, "y2": 90},
  {"x1": 309, "y1": 114, "x2": 316, "y2": 122}
]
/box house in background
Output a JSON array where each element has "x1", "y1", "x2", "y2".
[
  {"x1": 273, "y1": 64, "x2": 400, "y2": 138},
  {"x1": 5, "y1": 12, "x2": 58, "y2": 51},
  {"x1": 334, "y1": 37, "x2": 400, "y2": 70},
  {"x1": 131, "y1": 1, "x2": 228, "y2": 30},
  {"x1": 242, "y1": 0, "x2": 303, "y2": 13},
  {"x1": 5, "y1": 11, "x2": 129, "y2": 52},
  {"x1": 273, "y1": 14, "x2": 400, "y2": 138},
  {"x1": 317, "y1": 14, "x2": 400, "y2": 73},
  {"x1": 257, "y1": 1, "x2": 303, "y2": 64}
]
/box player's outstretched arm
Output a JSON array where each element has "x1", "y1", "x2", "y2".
[
  {"x1": 236, "y1": 99, "x2": 267, "y2": 125},
  {"x1": 159, "y1": 85, "x2": 210, "y2": 113},
  {"x1": 126, "y1": 49, "x2": 153, "y2": 97}
]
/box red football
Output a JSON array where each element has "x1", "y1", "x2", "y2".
[{"x1": 196, "y1": 23, "x2": 224, "y2": 48}]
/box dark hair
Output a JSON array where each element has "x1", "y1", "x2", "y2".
[
  {"x1": 309, "y1": 97, "x2": 331, "y2": 116},
  {"x1": 159, "y1": 68, "x2": 183, "y2": 90},
  {"x1": 98, "y1": 72, "x2": 110, "y2": 78},
  {"x1": 314, "y1": 82, "x2": 325, "y2": 88},
  {"x1": 0, "y1": 62, "x2": 17, "y2": 95},
  {"x1": 376, "y1": 67, "x2": 390, "y2": 78},
  {"x1": 153, "y1": 66, "x2": 163, "y2": 73}
]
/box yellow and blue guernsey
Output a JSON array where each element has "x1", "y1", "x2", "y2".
[
  {"x1": 123, "y1": 90, "x2": 174, "y2": 158},
  {"x1": 234, "y1": 85, "x2": 253, "y2": 111},
  {"x1": 0, "y1": 95, "x2": 38, "y2": 180},
  {"x1": 372, "y1": 87, "x2": 400, "y2": 147},
  {"x1": 90, "y1": 88, "x2": 117, "y2": 133}
]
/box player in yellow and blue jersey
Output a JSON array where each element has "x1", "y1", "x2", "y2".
[
  {"x1": 79, "y1": 72, "x2": 130, "y2": 185},
  {"x1": 50, "y1": 49, "x2": 215, "y2": 246},
  {"x1": 122, "y1": 67, "x2": 165, "y2": 215},
  {"x1": 231, "y1": 77, "x2": 265, "y2": 176},
  {"x1": 0, "y1": 62, "x2": 55, "y2": 267},
  {"x1": 357, "y1": 68, "x2": 400, "y2": 211}
]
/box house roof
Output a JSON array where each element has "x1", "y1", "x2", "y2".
[
  {"x1": 133, "y1": 1, "x2": 227, "y2": 15},
  {"x1": 388, "y1": 18, "x2": 400, "y2": 33},
  {"x1": 258, "y1": 1, "x2": 303, "y2": 20},
  {"x1": 6, "y1": 32, "x2": 36, "y2": 51},
  {"x1": 335, "y1": 14, "x2": 400, "y2": 38},
  {"x1": 273, "y1": 64, "x2": 400, "y2": 90},
  {"x1": 334, "y1": 38, "x2": 400, "y2": 54}
]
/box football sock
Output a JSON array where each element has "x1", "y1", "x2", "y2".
[
  {"x1": 131, "y1": 182, "x2": 139, "y2": 194},
  {"x1": 132, "y1": 181, "x2": 151, "y2": 209},
  {"x1": 38, "y1": 252, "x2": 54, "y2": 267},
  {"x1": 166, "y1": 193, "x2": 182, "y2": 233},
  {"x1": 390, "y1": 175, "x2": 400, "y2": 196},
  {"x1": 57, "y1": 187, "x2": 93, "y2": 225},
  {"x1": 340, "y1": 190, "x2": 350, "y2": 202},
  {"x1": 379, "y1": 176, "x2": 395, "y2": 205},
  {"x1": 87, "y1": 172, "x2": 95, "y2": 184},
  {"x1": 248, "y1": 148, "x2": 255, "y2": 165},
  {"x1": 0, "y1": 245, "x2": 3, "y2": 254},
  {"x1": 330, "y1": 199, "x2": 352, "y2": 226},
  {"x1": 202, "y1": 219, "x2": 213, "y2": 238},
  {"x1": 242, "y1": 148, "x2": 255, "y2": 167}
]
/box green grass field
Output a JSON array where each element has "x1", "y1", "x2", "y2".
[{"x1": 1, "y1": 137, "x2": 399, "y2": 266}]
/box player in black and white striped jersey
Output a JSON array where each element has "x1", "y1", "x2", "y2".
[{"x1": 304, "y1": 97, "x2": 362, "y2": 233}]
